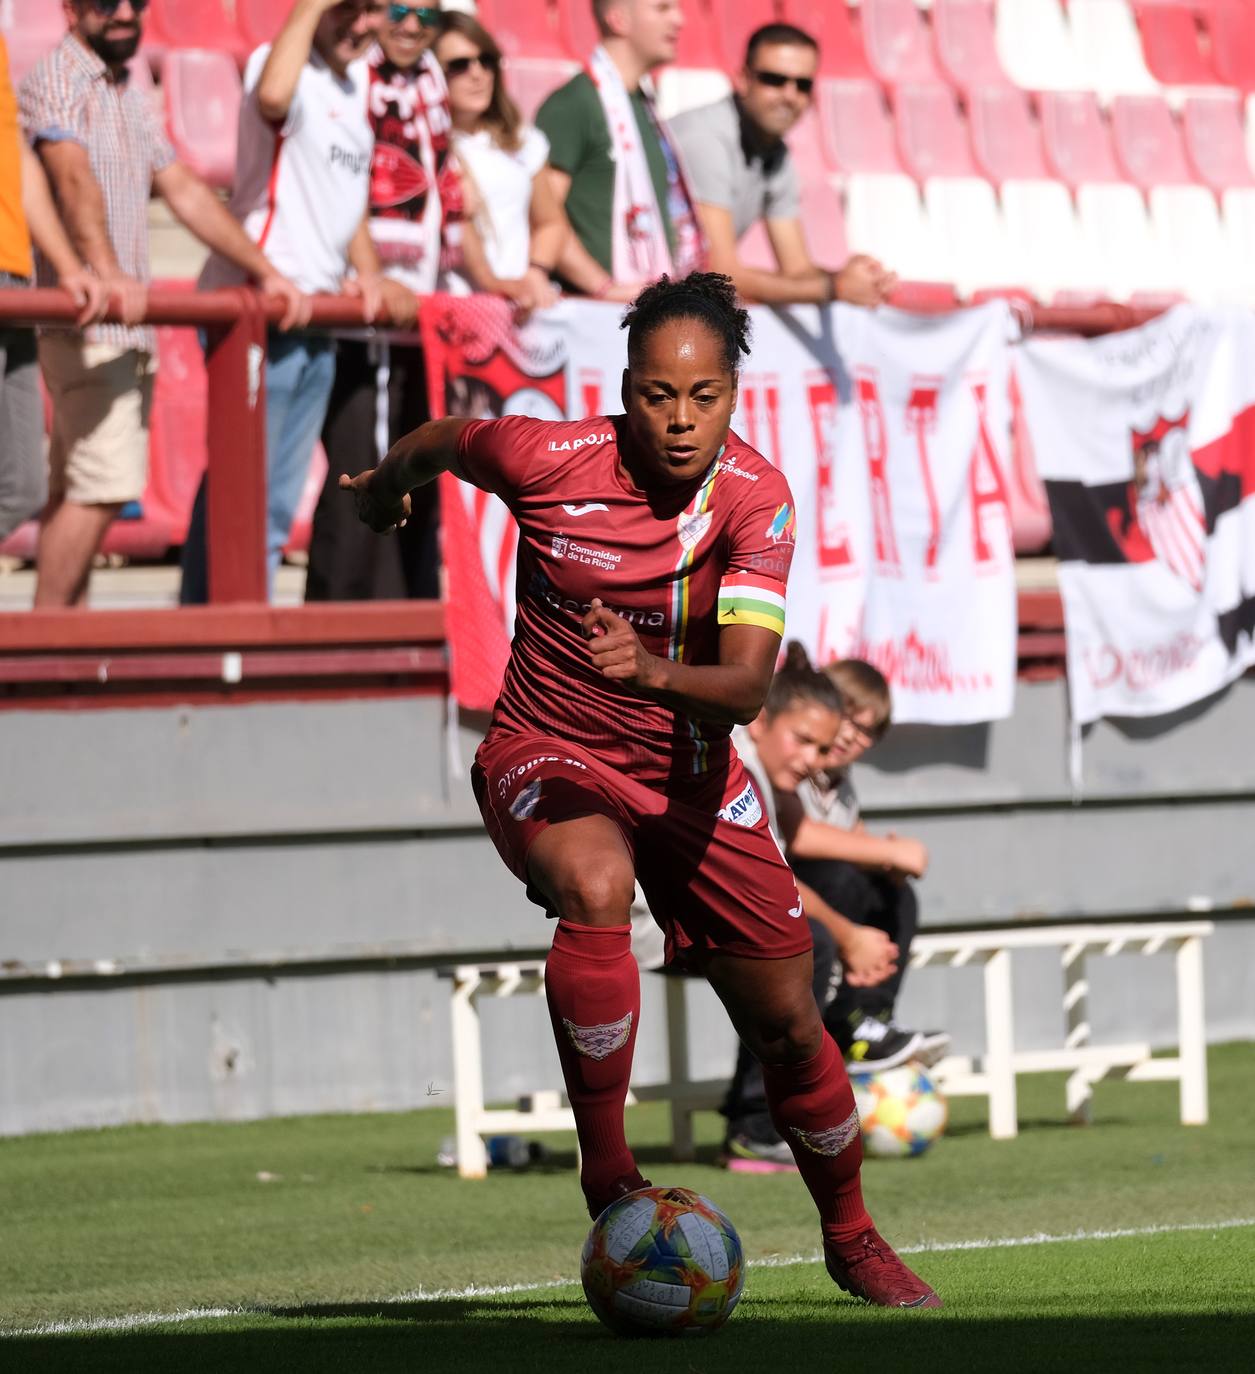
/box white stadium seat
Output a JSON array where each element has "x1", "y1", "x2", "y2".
[
  {"x1": 1000, "y1": 179, "x2": 1104, "y2": 301},
  {"x1": 1075, "y1": 182, "x2": 1175, "y2": 300},
  {"x1": 1148, "y1": 185, "x2": 1228, "y2": 305},
  {"x1": 1220, "y1": 188, "x2": 1255, "y2": 305},
  {"x1": 655, "y1": 67, "x2": 732, "y2": 122},
  {"x1": 844, "y1": 173, "x2": 940, "y2": 282},
  {"x1": 995, "y1": 0, "x2": 1084, "y2": 92},
  {"x1": 922, "y1": 177, "x2": 1014, "y2": 295},
  {"x1": 1069, "y1": 0, "x2": 1160, "y2": 102}
]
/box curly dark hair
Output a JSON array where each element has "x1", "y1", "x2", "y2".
[
  {"x1": 620, "y1": 272, "x2": 752, "y2": 375},
  {"x1": 764, "y1": 641, "x2": 845, "y2": 721}
]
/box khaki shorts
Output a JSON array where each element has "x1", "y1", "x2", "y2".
[{"x1": 39, "y1": 334, "x2": 155, "y2": 506}]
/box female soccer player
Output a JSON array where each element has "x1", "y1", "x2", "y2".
[{"x1": 342, "y1": 272, "x2": 940, "y2": 1309}]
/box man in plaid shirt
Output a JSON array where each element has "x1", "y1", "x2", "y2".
[{"x1": 20, "y1": 0, "x2": 307, "y2": 607}]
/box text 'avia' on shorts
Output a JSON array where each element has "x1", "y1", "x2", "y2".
[
  {"x1": 471, "y1": 731, "x2": 811, "y2": 965},
  {"x1": 38, "y1": 334, "x2": 154, "y2": 506}
]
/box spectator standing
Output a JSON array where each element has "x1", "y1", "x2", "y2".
[
  {"x1": 668, "y1": 24, "x2": 894, "y2": 308},
  {"x1": 536, "y1": 0, "x2": 703, "y2": 300},
  {"x1": 20, "y1": 0, "x2": 304, "y2": 607},
  {"x1": 305, "y1": 1, "x2": 452, "y2": 602},
  {"x1": 435, "y1": 10, "x2": 563, "y2": 313},
  {"x1": 1, "y1": 33, "x2": 107, "y2": 549},
  {"x1": 183, "y1": 0, "x2": 412, "y2": 604}
]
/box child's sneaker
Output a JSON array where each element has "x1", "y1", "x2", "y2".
[
  {"x1": 720, "y1": 1132, "x2": 799, "y2": 1173},
  {"x1": 824, "y1": 1228, "x2": 942, "y2": 1308},
  {"x1": 845, "y1": 1016, "x2": 926, "y2": 1069}
]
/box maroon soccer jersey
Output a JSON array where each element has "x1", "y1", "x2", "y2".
[{"x1": 456, "y1": 414, "x2": 797, "y2": 783}]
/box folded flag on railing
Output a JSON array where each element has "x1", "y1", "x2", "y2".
[{"x1": 1019, "y1": 305, "x2": 1255, "y2": 725}]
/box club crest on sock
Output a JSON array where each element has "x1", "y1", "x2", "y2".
[
  {"x1": 789, "y1": 1106, "x2": 861, "y2": 1157},
  {"x1": 562, "y1": 1011, "x2": 633, "y2": 1061}
]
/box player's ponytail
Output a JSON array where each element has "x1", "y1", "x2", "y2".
[
  {"x1": 763, "y1": 641, "x2": 845, "y2": 721},
  {"x1": 621, "y1": 272, "x2": 752, "y2": 375}
]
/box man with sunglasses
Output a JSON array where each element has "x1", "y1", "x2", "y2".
[
  {"x1": 19, "y1": 0, "x2": 307, "y2": 607},
  {"x1": 305, "y1": 1, "x2": 457, "y2": 601},
  {"x1": 669, "y1": 23, "x2": 895, "y2": 309},
  {"x1": 182, "y1": 0, "x2": 420, "y2": 603}
]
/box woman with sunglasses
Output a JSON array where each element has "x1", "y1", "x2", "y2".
[{"x1": 434, "y1": 11, "x2": 564, "y2": 317}]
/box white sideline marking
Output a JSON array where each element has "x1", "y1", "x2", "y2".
[{"x1": 5, "y1": 1217, "x2": 1252, "y2": 1338}]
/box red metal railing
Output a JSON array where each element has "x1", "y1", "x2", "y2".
[{"x1": 0, "y1": 288, "x2": 1169, "y2": 706}]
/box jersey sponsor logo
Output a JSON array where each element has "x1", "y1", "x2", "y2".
[
  {"x1": 766, "y1": 502, "x2": 796, "y2": 544},
  {"x1": 563, "y1": 1011, "x2": 633, "y2": 1061},
  {"x1": 717, "y1": 454, "x2": 760, "y2": 482},
  {"x1": 789, "y1": 1107, "x2": 861, "y2": 1158},
  {"x1": 329, "y1": 144, "x2": 372, "y2": 177},
  {"x1": 508, "y1": 778, "x2": 543, "y2": 820},
  {"x1": 549, "y1": 538, "x2": 622, "y2": 572},
  {"x1": 561, "y1": 502, "x2": 609, "y2": 516},
  {"x1": 676, "y1": 508, "x2": 713, "y2": 553},
  {"x1": 717, "y1": 781, "x2": 763, "y2": 828},
  {"x1": 787, "y1": 898, "x2": 803, "y2": 918},
  {"x1": 496, "y1": 754, "x2": 587, "y2": 800},
  {"x1": 548, "y1": 430, "x2": 615, "y2": 452}
]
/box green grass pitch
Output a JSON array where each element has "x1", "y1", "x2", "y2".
[{"x1": 2, "y1": 1044, "x2": 1253, "y2": 1372}]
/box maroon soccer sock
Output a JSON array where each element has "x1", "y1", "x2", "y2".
[
  {"x1": 761, "y1": 1033, "x2": 874, "y2": 1245},
  {"x1": 544, "y1": 918, "x2": 641, "y2": 1203}
]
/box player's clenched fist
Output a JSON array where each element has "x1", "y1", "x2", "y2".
[
  {"x1": 582, "y1": 598, "x2": 663, "y2": 690},
  {"x1": 339, "y1": 468, "x2": 412, "y2": 533}
]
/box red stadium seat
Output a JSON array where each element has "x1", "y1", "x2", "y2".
[
  {"x1": 236, "y1": 0, "x2": 296, "y2": 53},
  {"x1": 968, "y1": 87, "x2": 1049, "y2": 185},
  {"x1": 1, "y1": 0, "x2": 64, "y2": 46},
  {"x1": 483, "y1": 0, "x2": 574, "y2": 62},
  {"x1": 502, "y1": 57, "x2": 579, "y2": 122},
  {"x1": 1182, "y1": 92, "x2": 1255, "y2": 192},
  {"x1": 719, "y1": 0, "x2": 776, "y2": 73},
  {"x1": 781, "y1": 0, "x2": 874, "y2": 79},
  {"x1": 797, "y1": 174, "x2": 849, "y2": 267},
  {"x1": 146, "y1": 0, "x2": 246, "y2": 63},
  {"x1": 785, "y1": 106, "x2": 834, "y2": 179},
  {"x1": 558, "y1": 0, "x2": 723, "y2": 67},
  {"x1": 894, "y1": 82, "x2": 978, "y2": 182},
  {"x1": 163, "y1": 49, "x2": 241, "y2": 189},
  {"x1": 933, "y1": 0, "x2": 1012, "y2": 96},
  {"x1": 1111, "y1": 94, "x2": 1195, "y2": 190},
  {"x1": 860, "y1": 0, "x2": 942, "y2": 88},
  {"x1": 1132, "y1": 3, "x2": 1219, "y2": 85},
  {"x1": 144, "y1": 316, "x2": 209, "y2": 551},
  {"x1": 817, "y1": 77, "x2": 903, "y2": 174},
  {"x1": 1039, "y1": 91, "x2": 1122, "y2": 190},
  {"x1": 1201, "y1": 0, "x2": 1255, "y2": 92}
]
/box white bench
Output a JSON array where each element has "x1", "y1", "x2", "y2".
[{"x1": 436, "y1": 918, "x2": 1212, "y2": 1177}]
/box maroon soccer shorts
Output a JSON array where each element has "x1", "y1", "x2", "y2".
[{"x1": 472, "y1": 732, "x2": 812, "y2": 964}]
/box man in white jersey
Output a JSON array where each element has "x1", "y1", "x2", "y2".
[{"x1": 181, "y1": 0, "x2": 417, "y2": 603}]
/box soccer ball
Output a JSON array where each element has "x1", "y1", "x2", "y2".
[
  {"x1": 849, "y1": 1063, "x2": 948, "y2": 1158},
  {"x1": 580, "y1": 1185, "x2": 745, "y2": 1336}
]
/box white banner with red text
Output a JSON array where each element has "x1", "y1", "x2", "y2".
[
  {"x1": 423, "y1": 295, "x2": 1019, "y2": 721},
  {"x1": 1017, "y1": 305, "x2": 1255, "y2": 725}
]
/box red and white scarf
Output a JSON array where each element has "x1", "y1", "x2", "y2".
[{"x1": 586, "y1": 45, "x2": 704, "y2": 283}]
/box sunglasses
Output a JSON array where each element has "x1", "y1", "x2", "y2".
[
  {"x1": 750, "y1": 69, "x2": 814, "y2": 96},
  {"x1": 443, "y1": 52, "x2": 500, "y2": 77},
  {"x1": 89, "y1": 0, "x2": 149, "y2": 14},
  {"x1": 387, "y1": 4, "x2": 440, "y2": 23}
]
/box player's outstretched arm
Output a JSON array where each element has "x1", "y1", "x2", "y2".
[
  {"x1": 582, "y1": 604, "x2": 778, "y2": 727},
  {"x1": 339, "y1": 418, "x2": 473, "y2": 534}
]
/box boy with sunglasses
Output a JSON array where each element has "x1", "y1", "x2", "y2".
[{"x1": 668, "y1": 23, "x2": 896, "y2": 309}]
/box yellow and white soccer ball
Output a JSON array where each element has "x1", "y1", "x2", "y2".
[{"x1": 849, "y1": 1063, "x2": 948, "y2": 1158}]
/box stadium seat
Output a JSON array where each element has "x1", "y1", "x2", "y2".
[
  {"x1": 1111, "y1": 94, "x2": 1195, "y2": 190},
  {"x1": 933, "y1": 0, "x2": 1013, "y2": 97},
  {"x1": 2, "y1": 0, "x2": 67, "y2": 86},
  {"x1": 235, "y1": 0, "x2": 295, "y2": 53},
  {"x1": 798, "y1": 173, "x2": 850, "y2": 269},
  {"x1": 146, "y1": 317, "x2": 209, "y2": 550},
  {"x1": 923, "y1": 176, "x2": 1012, "y2": 295},
  {"x1": 1075, "y1": 182, "x2": 1175, "y2": 299},
  {"x1": 1131, "y1": 3, "x2": 1219, "y2": 86},
  {"x1": 860, "y1": 0, "x2": 943, "y2": 88},
  {"x1": 1148, "y1": 184, "x2": 1229, "y2": 304},
  {"x1": 1201, "y1": 0, "x2": 1255, "y2": 92},
  {"x1": 163, "y1": 49, "x2": 242, "y2": 190},
  {"x1": 737, "y1": 219, "x2": 775, "y2": 272},
  {"x1": 894, "y1": 83, "x2": 979, "y2": 182},
  {"x1": 784, "y1": 105, "x2": 833, "y2": 179},
  {"x1": 968, "y1": 86, "x2": 1049, "y2": 184},
  {"x1": 483, "y1": 0, "x2": 574, "y2": 62},
  {"x1": 1040, "y1": 90, "x2": 1122, "y2": 188},
  {"x1": 654, "y1": 67, "x2": 731, "y2": 121},
  {"x1": 718, "y1": 0, "x2": 775, "y2": 74},
  {"x1": 502, "y1": 57, "x2": 579, "y2": 122},
  {"x1": 1220, "y1": 188, "x2": 1255, "y2": 303},
  {"x1": 1069, "y1": 0, "x2": 1159, "y2": 102},
  {"x1": 780, "y1": 0, "x2": 874, "y2": 80},
  {"x1": 1002, "y1": 180, "x2": 1104, "y2": 303},
  {"x1": 146, "y1": 0, "x2": 246, "y2": 63},
  {"x1": 817, "y1": 78, "x2": 903, "y2": 174},
  {"x1": 1182, "y1": 92, "x2": 1255, "y2": 192},
  {"x1": 994, "y1": 0, "x2": 1084, "y2": 91},
  {"x1": 844, "y1": 173, "x2": 939, "y2": 282}
]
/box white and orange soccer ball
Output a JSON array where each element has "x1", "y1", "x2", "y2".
[
  {"x1": 580, "y1": 1185, "x2": 745, "y2": 1336},
  {"x1": 849, "y1": 1063, "x2": 948, "y2": 1158}
]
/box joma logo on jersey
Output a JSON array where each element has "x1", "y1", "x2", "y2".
[
  {"x1": 548, "y1": 430, "x2": 614, "y2": 452},
  {"x1": 717, "y1": 781, "x2": 763, "y2": 828}
]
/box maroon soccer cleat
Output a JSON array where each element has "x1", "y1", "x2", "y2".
[
  {"x1": 824, "y1": 1229, "x2": 943, "y2": 1309},
  {"x1": 584, "y1": 1168, "x2": 653, "y2": 1221}
]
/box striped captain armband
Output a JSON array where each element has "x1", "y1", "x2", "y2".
[{"x1": 717, "y1": 572, "x2": 786, "y2": 635}]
